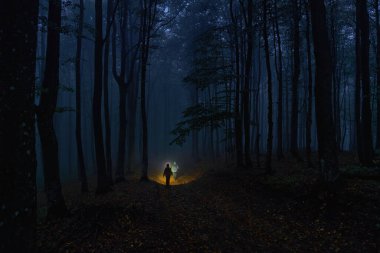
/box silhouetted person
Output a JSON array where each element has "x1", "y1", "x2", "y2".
[{"x1": 163, "y1": 163, "x2": 173, "y2": 186}]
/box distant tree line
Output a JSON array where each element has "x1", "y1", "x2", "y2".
[{"x1": 172, "y1": 0, "x2": 378, "y2": 182}]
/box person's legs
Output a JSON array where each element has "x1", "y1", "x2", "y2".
[{"x1": 166, "y1": 176, "x2": 170, "y2": 186}]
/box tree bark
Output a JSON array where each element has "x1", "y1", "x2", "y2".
[
  {"x1": 140, "y1": 0, "x2": 158, "y2": 180},
  {"x1": 127, "y1": 77, "x2": 139, "y2": 172},
  {"x1": 355, "y1": 0, "x2": 362, "y2": 160},
  {"x1": 273, "y1": 1, "x2": 284, "y2": 160},
  {"x1": 103, "y1": 0, "x2": 114, "y2": 184},
  {"x1": 229, "y1": 0, "x2": 243, "y2": 168},
  {"x1": 376, "y1": 0, "x2": 380, "y2": 149},
  {"x1": 126, "y1": 28, "x2": 140, "y2": 173},
  {"x1": 112, "y1": 0, "x2": 128, "y2": 182},
  {"x1": 329, "y1": 1, "x2": 341, "y2": 151},
  {"x1": 0, "y1": 1, "x2": 39, "y2": 251},
  {"x1": 94, "y1": 0, "x2": 110, "y2": 193},
  {"x1": 263, "y1": 0, "x2": 273, "y2": 173},
  {"x1": 291, "y1": 0, "x2": 300, "y2": 158},
  {"x1": 357, "y1": 0, "x2": 373, "y2": 166},
  {"x1": 310, "y1": 0, "x2": 339, "y2": 183},
  {"x1": 243, "y1": 0, "x2": 253, "y2": 167},
  {"x1": 75, "y1": 0, "x2": 88, "y2": 193},
  {"x1": 36, "y1": 0, "x2": 67, "y2": 218},
  {"x1": 305, "y1": 0, "x2": 313, "y2": 167},
  {"x1": 116, "y1": 84, "x2": 127, "y2": 181}
]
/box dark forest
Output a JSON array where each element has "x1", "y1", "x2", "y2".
[{"x1": 1, "y1": 0, "x2": 380, "y2": 252}]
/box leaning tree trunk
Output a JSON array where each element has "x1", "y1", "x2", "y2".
[
  {"x1": 0, "y1": 1, "x2": 38, "y2": 251},
  {"x1": 310, "y1": 0, "x2": 339, "y2": 183},
  {"x1": 263, "y1": 0, "x2": 273, "y2": 173},
  {"x1": 75, "y1": 0, "x2": 88, "y2": 193},
  {"x1": 36, "y1": 0, "x2": 67, "y2": 218},
  {"x1": 291, "y1": 0, "x2": 300, "y2": 158},
  {"x1": 357, "y1": 0, "x2": 373, "y2": 166},
  {"x1": 94, "y1": 0, "x2": 110, "y2": 193}
]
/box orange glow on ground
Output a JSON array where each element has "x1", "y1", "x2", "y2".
[{"x1": 150, "y1": 168, "x2": 203, "y2": 186}]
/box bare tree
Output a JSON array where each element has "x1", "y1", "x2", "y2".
[
  {"x1": 112, "y1": 0, "x2": 128, "y2": 182},
  {"x1": 272, "y1": 0, "x2": 284, "y2": 160},
  {"x1": 310, "y1": 0, "x2": 339, "y2": 183},
  {"x1": 357, "y1": 0, "x2": 373, "y2": 166},
  {"x1": 94, "y1": 0, "x2": 110, "y2": 193},
  {"x1": 291, "y1": 0, "x2": 300, "y2": 158},
  {"x1": 103, "y1": 0, "x2": 114, "y2": 184},
  {"x1": 36, "y1": 0, "x2": 67, "y2": 217},
  {"x1": 229, "y1": 0, "x2": 243, "y2": 168},
  {"x1": 263, "y1": 0, "x2": 273, "y2": 172},
  {"x1": 242, "y1": 0, "x2": 254, "y2": 167},
  {"x1": 305, "y1": 0, "x2": 313, "y2": 167},
  {"x1": 140, "y1": 0, "x2": 159, "y2": 180},
  {"x1": 375, "y1": 0, "x2": 380, "y2": 150},
  {"x1": 75, "y1": 0, "x2": 88, "y2": 193}
]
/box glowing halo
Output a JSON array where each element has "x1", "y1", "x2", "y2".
[{"x1": 150, "y1": 160, "x2": 202, "y2": 186}]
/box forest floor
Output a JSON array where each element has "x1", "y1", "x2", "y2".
[{"x1": 37, "y1": 154, "x2": 380, "y2": 253}]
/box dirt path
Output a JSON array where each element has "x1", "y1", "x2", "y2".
[{"x1": 37, "y1": 171, "x2": 380, "y2": 252}]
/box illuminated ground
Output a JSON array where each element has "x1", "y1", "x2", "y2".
[
  {"x1": 148, "y1": 160, "x2": 204, "y2": 186},
  {"x1": 150, "y1": 168, "x2": 203, "y2": 186}
]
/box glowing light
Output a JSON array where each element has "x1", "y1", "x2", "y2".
[{"x1": 151, "y1": 161, "x2": 202, "y2": 186}]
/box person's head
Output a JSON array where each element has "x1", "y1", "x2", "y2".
[{"x1": 166, "y1": 163, "x2": 169, "y2": 167}]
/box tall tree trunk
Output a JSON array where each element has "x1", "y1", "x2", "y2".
[
  {"x1": 0, "y1": 1, "x2": 38, "y2": 251},
  {"x1": 273, "y1": 1, "x2": 284, "y2": 160},
  {"x1": 141, "y1": 46, "x2": 149, "y2": 180},
  {"x1": 357, "y1": 0, "x2": 373, "y2": 166},
  {"x1": 94, "y1": 0, "x2": 110, "y2": 193},
  {"x1": 127, "y1": 77, "x2": 138, "y2": 172},
  {"x1": 375, "y1": 0, "x2": 380, "y2": 150},
  {"x1": 75, "y1": 0, "x2": 88, "y2": 193},
  {"x1": 192, "y1": 87, "x2": 199, "y2": 160},
  {"x1": 305, "y1": 0, "x2": 313, "y2": 167},
  {"x1": 329, "y1": 1, "x2": 341, "y2": 151},
  {"x1": 255, "y1": 37, "x2": 262, "y2": 168},
  {"x1": 291, "y1": 0, "x2": 300, "y2": 158},
  {"x1": 126, "y1": 27, "x2": 140, "y2": 173},
  {"x1": 140, "y1": 0, "x2": 158, "y2": 180},
  {"x1": 103, "y1": 0, "x2": 114, "y2": 184},
  {"x1": 208, "y1": 86, "x2": 215, "y2": 160},
  {"x1": 112, "y1": 1, "x2": 128, "y2": 182},
  {"x1": 116, "y1": 84, "x2": 127, "y2": 181},
  {"x1": 263, "y1": 0, "x2": 273, "y2": 173},
  {"x1": 36, "y1": 0, "x2": 67, "y2": 218},
  {"x1": 310, "y1": 0, "x2": 339, "y2": 183},
  {"x1": 355, "y1": 1, "x2": 362, "y2": 160},
  {"x1": 229, "y1": 0, "x2": 243, "y2": 168},
  {"x1": 243, "y1": 0, "x2": 253, "y2": 167}
]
